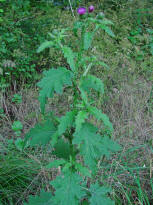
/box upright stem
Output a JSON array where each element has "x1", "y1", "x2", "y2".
[{"x1": 75, "y1": 23, "x2": 86, "y2": 72}]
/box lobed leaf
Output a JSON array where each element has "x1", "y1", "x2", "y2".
[
  {"x1": 100, "y1": 135, "x2": 122, "y2": 159},
  {"x1": 75, "y1": 110, "x2": 88, "y2": 132},
  {"x1": 96, "y1": 61, "x2": 109, "y2": 69},
  {"x1": 101, "y1": 19, "x2": 114, "y2": 25},
  {"x1": 50, "y1": 171, "x2": 85, "y2": 205},
  {"x1": 89, "y1": 183, "x2": 115, "y2": 205},
  {"x1": 73, "y1": 123, "x2": 121, "y2": 171},
  {"x1": 88, "y1": 106, "x2": 113, "y2": 133},
  {"x1": 62, "y1": 46, "x2": 76, "y2": 72},
  {"x1": 99, "y1": 25, "x2": 115, "y2": 37},
  {"x1": 58, "y1": 110, "x2": 76, "y2": 135},
  {"x1": 84, "y1": 56, "x2": 109, "y2": 69},
  {"x1": 46, "y1": 159, "x2": 66, "y2": 169},
  {"x1": 73, "y1": 21, "x2": 83, "y2": 36},
  {"x1": 24, "y1": 120, "x2": 56, "y2": 146},
  {"x1": 74, "y1": 162, "x2": 91, "y2": 178},
  {"x1": 80, "y1": 75, "x2": 104, "y2": 95},
  {"x1": 73, "y1": 123, "x2": 102, "y2": 172},
  {"x1": 52, "y1": 139, "x2": 73, "y2": 160},
  {"x1": 83, "y1": 32, "x2": 93, "y2": 50},
  {"x1": 79, "y1": 87, "x2": 89, "y2": 105},
  {"x1": 37, "y1": 67, "x2": 73, "y2": 113},
  {"x1": 37, "y1": 41, "x2": 54, "y2": 53},
  {"x1": 24, "y1": 189, "x2": 53, "y2": 205}
]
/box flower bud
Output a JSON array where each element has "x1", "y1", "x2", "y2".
[
  {"x1": 97, "y1": 12, "x2": 105, "y2": 19},
  {"x1": 88, "y1": 5, "x2": 94, "y2": 13},
  {"x1": 77, "y1": 7, "x2": 86, "y2": 15}
]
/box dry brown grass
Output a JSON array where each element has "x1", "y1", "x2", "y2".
[{"x1": 101, "y1": 77, "x2": 153, "y2": 203}]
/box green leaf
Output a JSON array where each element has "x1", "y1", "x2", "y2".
[
  {"x1": 84, "y1": 56, "x2": 109, "y2": 69},
  {"x1": 15, "y1": 138, "x2": 24, "y2": 151},
  {"x1": 62, "y1": 46, "x2": 76, "y2": 72},
  {"x1": 100, "y1": 25, "x2": 115, "y2": 37},
  {"x1": 12, "y1": 121, "x2": 23, "y2": 131},
  {"x1": 79, "y1": 88, "x2": 89, "y2": 105},
  {"x1": 24, "y1": 120, "x2": 56, "y2": 146},
  {"x1": 46, "y1": 159, "x2": 66, "y2": 169},
  {"x1": 58, "y1": 110, "x2": 76, "y2": 135},
  {"x1": 37, "y1": 67, "x2": 73, "y2": 113},
  {"x1": 100, "y1": 135, "x2": 121, "y2": 159},
  {"x1": 88, "y1": 106, "x2": 113, "y2": 133},
  {"x1": 50, "y1": 171, "x2": 85, "y2": 205},
  {"x1": 84, "y1": 32, "x2": 93, "y2": 50},
  {"x1": 73, "y1": 123, "x2": 121, "y2": 171},
  {"x1": 73, "y1": 123, "x2": 103, "y2": 171},
  {"x1": 74, "y1": 162, "x2": 91, "y2": 178},
  {"x1": 75, "y1": 110, "x2": 88, "y2": 132},
  {"x1": 73, "y1": 21, "x2": 83, "y2": 36},
  {"x1": 24, "y1": 189, "x2": 53, "y2": 205},
  {"x1": 96, "y1": 61, "x2": 109, "y2": 69},
  {"x1": 80, "y1": 75, "x2": 104, "y2": 94},
  {"x1": 52, "y1": 139, "x2": 73, "y2": 160},
  {"x1": 89, "y1": 183, "x2": 115, "y2": 205},
  {"x1": 37, "y1": 41, "x2": 54, "y2": 53},
  {"x1": 101, "y1": 19, "x2": 114, "y2": 25}
]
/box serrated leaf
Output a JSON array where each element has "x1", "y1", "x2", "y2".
[
  {"x1": 15, "y1": 138, "x2": 24, "y2": 151},
  {"x1": 37, "y1": 41, "x2": 54, "y2": 53},
  {"x1": 46, "y1": 159, "x2": 66, "y2": 169},
  {"x1": 73, "y1": 123, "x2": 103, "y2": 171},
  {"x1": 52, "y1": 139, "x2": 73, "y2": 160},
  {"x1": 58, "y1": 110, "x2": 76, "y2": 135},
  {"x1": 37, "y1": 67, "x2": 73, "y2": 113},
  {"x1": 75, "y1": 111, "x2": 88, "y2": 132},
  {"x1": 24, "y1": 189, "x2": 53, "y2": 205},
  {"x1": 12, "y1": 121, "x2": 23, "y2": 131},
  {"x1": 80, "y1": 88, "x2": 89, "y2": 105},
  {"x1": 50, "y1": 171, "x2": 85, "y2": 205},
  {"x1": 88, "y1": 106, "x2": 113, "y2": 133},
  {"x1": 100, "y1": 25, "x2": 115, "y2": 37},
  {"x1": 62, "y1": 162, "x2": 72, "y2": 172},
  {"x1": 24, "y1": 120, "x2": 56, "y2": 146},
  {"x1": 80, "y1": 75, "x2": 104, "y2": 94},
  {"x1": 100, "y1": 135, "x2": 121, "y2": 159},
  {"x1": 74, "y1": 162, "x2": 91, "y2": 178},
  {"x1": 85, "y1": 56, "x2": 109, "y2": 69},
  {"x1": 97, "y1": 61, "x2": 109, "y2": 69},
  {"x1": 84, "y1": 32, "x2": 93, "y2": 50},
  {"x1": 73, "y1": 123, "x2": 121, "y2": 171},
  {"x1": 89, "y1": 183, "x2": 115, "y2": 205},
  {"x1": 73, "y1": 21, "x2": 83, "y2": 36},
  {"x1": 101, "y1": 19, "x2": 114, "y2": 25},
  {"x1": 62, "y1": 46, "x2": 76, "y2": 71}
]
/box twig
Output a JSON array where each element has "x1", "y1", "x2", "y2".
[{"x1": 68, "y1": 0, "x2": 76, "y2": 18}]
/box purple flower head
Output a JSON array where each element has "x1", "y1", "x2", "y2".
[
  {"x1": 88, "y1": 5, "x2": 94, "y2": 13},
  {"x1": 77, "y1": 7, "x2": 86, "y2": 15}
]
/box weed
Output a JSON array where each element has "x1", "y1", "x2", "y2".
[{"x1": 23, "y1": 5, "x2": 121, "y2": 205}]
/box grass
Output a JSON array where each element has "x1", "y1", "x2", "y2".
[
  {"x1": 0, "y1": 0, "x2": 153, "y2": 204},
  {"x1": 0, "y1": 136, "x2": 56, "y2": 205},
  {"x1": 0, "y1": 140, "x2": 38, "y2": 204}
]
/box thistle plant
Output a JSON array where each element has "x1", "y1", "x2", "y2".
[{"x1": 24, "y1": 6, "x2": 121, "y2": 205}]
